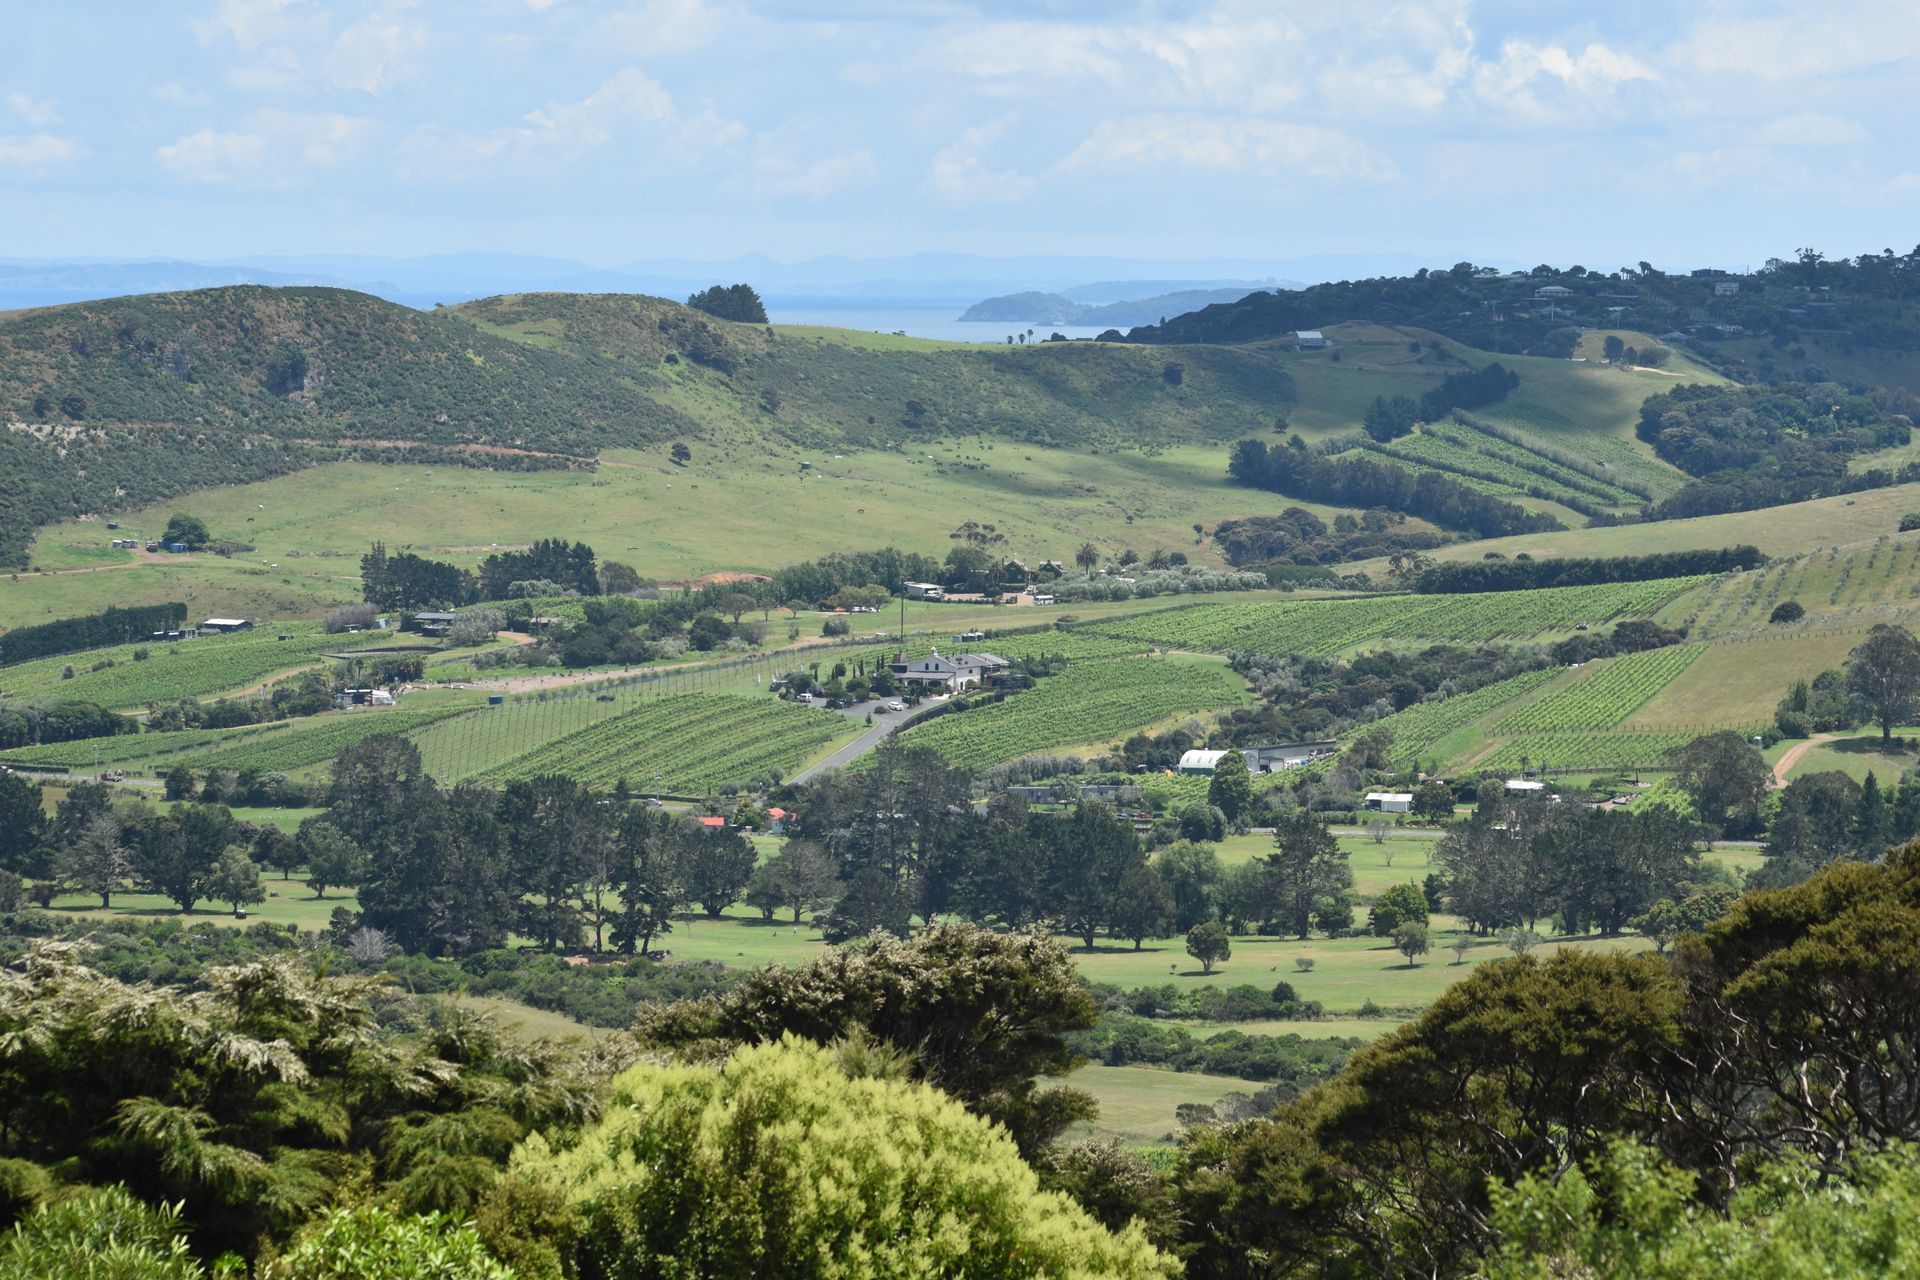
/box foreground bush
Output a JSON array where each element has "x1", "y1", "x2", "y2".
[{"x1": 497, "y1": 1035, "x2": 1174, "y2": 1280}]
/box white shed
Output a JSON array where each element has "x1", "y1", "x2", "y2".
[
  {"x1": 1505, "y1": 779, "x2": 1547, "y2": 794},
  {"x1": 1178, "y1": 749, "x2": 1236, "y2": 774},
  {"x1": 1364, "y1": 792, "x2": 1413, "y2": 813}
]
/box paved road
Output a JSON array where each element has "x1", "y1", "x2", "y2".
[{"x1": 789, "y1": 699, "x2": 913, "y2": 783}]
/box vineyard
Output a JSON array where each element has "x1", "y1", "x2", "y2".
[
  {"x1": 1492, "y1": 645, "x2": 1706, "y2": 734},
  {"x1": 1357, "y1": 667, "x2": 1566, "y2": 763},
  {"x1": 0, "y1": 703, "x2": 476, "y2": 774},
  {"x1": 1085, "y1": 578, "x2": 1708, "y2": 657},
  {"x1": 1683, "y1": 536, "x2": 1920, "y2": 639},
  {"x1": 899, "y1": 656, "x2": 1250, "y2": 768},
  {"x1": 0, "y1": 627, "x2": 403, "y2": 709},
  {"x1": 1477, "y1": 731, "x2": 1704, "y2": 772},
  {"x1": 460, "y1": 694, "x2": 848, "y2": 791},
  {"x1": 1350, "y1": 424, "x2": 1643, "y2": 510},
  {"x1": 0, "y1": 722, "x2": 283, "y2": 769},
  {"x1": 182, "y1": 704, "x2": 479, "y2": 775}
]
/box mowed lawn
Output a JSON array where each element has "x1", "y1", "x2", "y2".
[{"x1": 43, "y1": 872, "x2": 355, "y2": 929}]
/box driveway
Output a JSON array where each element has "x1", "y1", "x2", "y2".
[{"x1": 789, "y1": 698, "x2": 920, "y2": 783}]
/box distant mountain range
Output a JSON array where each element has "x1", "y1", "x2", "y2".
[
  {"x1": 0, "y1": 251, "x2": 1457, "y2": 312},
  {"x1": 958, "y1": 285, "x2": 1280, "y2": 328}
]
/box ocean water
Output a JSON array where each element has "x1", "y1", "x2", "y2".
[{"x1": 766, "y1": 303, "x2": 1116, "y2": 345}]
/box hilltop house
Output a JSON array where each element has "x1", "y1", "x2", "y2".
[
  {"x1": 1294, "y1": 330, "x2": 1330, "y2": 349},
  {"x1": 1534, "y1": 284, "x2": 1574, "y2": 299}
]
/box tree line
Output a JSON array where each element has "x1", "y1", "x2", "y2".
[
  {"x1": 0, "y1": 602, "x2": 187, "y2": 666},
  {"x1": 1414, "y1": 544, "x2": 1764, "y2": 593},
  {"x1": 1228, "y1": 436, "x2": 1562, "y2": 539}
]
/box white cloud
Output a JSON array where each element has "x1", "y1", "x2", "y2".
[
  {"x1": 326, "y1": 17, "x2": 426, "y2": 94},
  {"x1": 1470, "y1": 39, "x2": 1654, "y2": 120},
  {"x1": 400, "y1": 68, "x2": 743, "y2": 181},
  {"x1": 1674, "y1": 10, "x2": 1920, "y2": 80},
  {"x1": 196, "y1": 0, "x2": 312, "y2": 50},
  {"x1": 155, "y1": 128, "x2": 268, "y2": 183},
  {"x1": 1757, "y1": 112, "x2": 1868, "y2": 147},
  {"x1": 6, "y1": 94, "x2": 59, "y2": 126},
  {"x1": 926, "y1": 118, "x2": 1035, "y2": 204},
  {"x1": 751, "y1": 147, "x2": 878, "y2": 199},
  {"x1": 1060, "y1": 115, "x2": 1390, "y2": 181},
  {"x1": 152, "y1": 82, "x2": 214, "y2": 108},
  {"x1": 603, "y1": 0, "x2": 735, "y2": 56},
  {"x1": 0, "y1": 133, "x2": 83, "y2": 173},
  {"x1": 155, "y1": 110, "x2": 370, "y2": 185}
]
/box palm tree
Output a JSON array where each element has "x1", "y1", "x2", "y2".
[{"x1": 1075, "y1": 543, "x2": 1099, "y2": 578}]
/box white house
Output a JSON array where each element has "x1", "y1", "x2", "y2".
[
  {"x1": 888, "y1": 648, "x2": 1009, "y2": 691},
  {"x1": 1535, "y1": 284, "x2": 1574, "y2": 299},
  {"x1": 1294, "y1": 330, "x2": 1330, "y2": 349},
  {"x1": 1505, "y1": 779, "x2": 1548, "y2": 794},
  {"x1": 1364, "y1": 792, "x2": 1413, "y2": 814},
  {"x1": 1714, "y1": 281, "x2": 1740, "y2": 297}
]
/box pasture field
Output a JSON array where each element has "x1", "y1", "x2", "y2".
[
  {"x1": 1767, "y1": 729, "x2": 1920, "y2": 785},
  {"x1": 1086, "y1": 577, "x2": 1708, "y2": 656},
  {"x1": 1067, "y1": 1065, "x2": 1270, "y2": 1146},
  {"x1": 899, "y1": 654, "x2": 1251, "y2": 767},
  {"x1": 5, "y1": 438, "x2": 1335, "y2": 624},
  {"x1": 1622, "y1": 630, "x2": 1868, "y2": 731},
  {"x1": 0, "y1": 626, "x2": 404, "y2": 710}
]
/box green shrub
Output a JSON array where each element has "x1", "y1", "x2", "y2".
[
  {"x1": 0, "y1": 1185, "x2": 205, "y2": 1280},
  {"x1": 498, "y1": 1035, "x2": 1174, "y2": 1279},
  {"x1": 271, "y1": 1207, "x2": 513, "y2": 1280}
]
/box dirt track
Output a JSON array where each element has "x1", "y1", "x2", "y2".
[{"x1": 1771, "y1": 732, "x2": 1836, "y2": 786}]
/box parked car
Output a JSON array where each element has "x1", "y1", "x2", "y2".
[{"x1": 886, "y1": 700, "x2": 906, "y2": 712}]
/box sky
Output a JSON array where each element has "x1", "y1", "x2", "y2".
[{"x1": 4, "y1": 0, "x2": 1919, "y2": 272}]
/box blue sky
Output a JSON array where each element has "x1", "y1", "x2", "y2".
[{"x1": 5, "y1": 0, "x2": 1918, "y2": 270}]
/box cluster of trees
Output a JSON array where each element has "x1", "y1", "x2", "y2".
[
  {"x1": 1435, "y1": 794, "x2": 1710, "y2": 936},
  {"x1": 1210, "y1": 506, "x2": 1449, "y2": 568},
  {"x1": 14, "y1": 850, "x2": 1920, "y2": 1276},
  {"x1": 1546, "y1": 617, "x2": 1688, "y2": 665},
  {"x1": 1416, "y1": 544, "x2": 1765, "y2": 593},
  {"x1": 1638, "y1": 380, "x2": 1911, "y2": 477},
  {"x1": 1637, "y1": 380, "x2": 1920, "y2": 521},
  {"x1": 1776, "y1": 623, "x2": 1920, "y2": 742},
  {"x1": 0, "y1": 602, "x2": 186, "y2": 665},
  {"x1": 1173, "y1": 846, "x2": 1920, "y2": 1274},
  {"x1": 1359, "y1": 364, "x2": 1520, "y2": 444},
  {"x1": 1214, "y1": 642, "x2": 1559, "y2": 748},
  {"x1": 1228, "y1": 436, "x2": 1562, "y2": 539},
  {"x1": 0, "y1": 696, "x2": 133, "y2": 748},
  {"x1": 685, "y1": 282, "x2": 769, "y2": 323},
  {"x1": 359, "y1": 537, "x2": 616, "y2": 611}
]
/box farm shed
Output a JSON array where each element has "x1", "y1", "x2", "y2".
[{"x1": 1364, "y1": 792, "x2": 1413, "y2": 814}]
